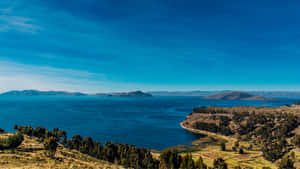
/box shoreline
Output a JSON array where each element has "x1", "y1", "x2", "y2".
[{"x1": 180, "y1": 122, "x2": 230, "y2": 140}]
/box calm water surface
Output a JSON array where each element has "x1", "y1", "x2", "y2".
[{"x1": 0, "y1": 96, "x2": 296, "y2": 150}]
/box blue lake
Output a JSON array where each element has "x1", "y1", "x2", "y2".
[{"x1": 0, "y1": 96, "x2": 296, "y2": 150}]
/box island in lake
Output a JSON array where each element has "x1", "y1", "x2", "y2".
[
  {"x1": 202, "y1": 91, "x2": 278, "y2": 101},
  {"x1": 95, "y1": 90, "x2": 152, "y2": 97}
]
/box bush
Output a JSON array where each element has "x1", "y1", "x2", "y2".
[{"x1": 7, "y1": 133, "x2": 24, "y2": 150}]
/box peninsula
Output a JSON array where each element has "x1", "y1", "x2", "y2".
[{"x1": 180, "y1": 105, "x2": 300, "y2": 168}]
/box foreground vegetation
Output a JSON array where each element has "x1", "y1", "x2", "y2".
[
  {"x1": 181, "y1": 106, "x2": 300, "y2": 168},
  {"x1": 0, "y1": 125, "x2": 219, "y2": 169},
  {"x1": 0, "y1": 132, "x2": 124, "y2": 168}
]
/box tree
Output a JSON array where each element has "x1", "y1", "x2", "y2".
[
  {"x1": 213, "y1": 158, "x2": 228, "y2": 169},
  {"x1": 33, "y1": 126, "x2": 47, "y2": 139},
  {"x1": 80, "y1": 136, "x2": 95, "y2": 154},
  {"x1": 69, "y1": 134, "x2": 82, "y2": 150},
  {"x1": 292, "y1": 135, "x2": 300, "y2": 147},
  {"x1": 159, "y1": 149, "x2": 181, "y2": 169},
  {"x1": 262, "y1": 141, "x2": 285, "y2": 162},
  {"x1": 43, "y1": 137, "x2": 58, "y2": 158},
  {"x1": 179, "y1": 153, "x2": 194, "y2": 169},
  {"x1": 239, "y1": 148, "x2": 244, "y2": 154},
  {"x1": 221, "y1": 142, "x2": 226, "y2": 151},
  {"x1": 247, "y1": 144, "x2": 253, "y2": 150},
  {"x1": 13, "y1": 124, "x2": 18, "y2": 130},
  {"x1": 279, "y1": 155, "x2": 295, "y2": 169},
  {"x1": 17, "y1": 126, "x2": 34, "y2": 136},
  {"x1": 195, "y1": 156, "x2": 207, "y2": 169},
  {"x1": 7, "y1": 132, "x2": 24, "y2": 151},
  {"x1": 234, "y1": 141, "x2": 239, "y2": 148}
]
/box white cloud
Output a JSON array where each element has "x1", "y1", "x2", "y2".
[
  {"x1": 0, "y1": 60, "x2": 107, "y2": 93},
  {"x1": 0, "y1": 15, "x2": 41, "y2": 33}
]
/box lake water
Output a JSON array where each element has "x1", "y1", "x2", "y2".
[{"x1": 0, "y1": 96, "x2": 296, "y2": 150}]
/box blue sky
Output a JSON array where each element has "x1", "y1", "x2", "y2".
[{"x1": 1, "y1": 0, "x2": 300, "y2": 93}]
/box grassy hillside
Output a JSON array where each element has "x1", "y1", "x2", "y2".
[{"x1": 0, "y1": 133, "x2": 123, "y2": 169}]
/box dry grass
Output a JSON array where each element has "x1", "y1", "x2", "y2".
[{"x1": 0, "y1": 134, "x2": 124, "y2": 169}]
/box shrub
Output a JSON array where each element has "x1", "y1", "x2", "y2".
[{"x1": 7, "y1": 133, "x2": 24, "y2": 150}]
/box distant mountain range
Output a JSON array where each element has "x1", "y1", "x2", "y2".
[
  {"x1": 150, "y1": 90, "x2": 300, "y2": 99},
  {"x1": 150, "y1": 91, "x2": 229, "y2": 97},
  {"x1": 0, "y1": 90, "x2": 86, "y2": 96},
  {"x1": 0, "y1": 90, "x2": 152, "y2": 98},
  {"x1": 2, "y1": 90, "x2": 300, "y2": 99},
  {"x1": 202, "y1": 91, "x2": 278, "y2": 101}
]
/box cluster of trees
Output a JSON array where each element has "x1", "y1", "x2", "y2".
[
  {"x1": 12, "y1": 123, "x2": 296, "y2": 168},
  {"x1": 66, "y1": 135, "x2": 159, "y2": 169},
  {"x1": 262, "y1": 139, "x2": 288, "y2": 162},
  {"x1": 15, "y1": 125, "x2": 66, "y2": 157},
  {"x1": 159, "y1": 149, "x2": 207, "y2": 169},
  {"x1": 13, "y1": 124, "x2": 229, "y2": 169},
  {"x1": 159, "y1": 149, "x2": 229, "y2": 169},
  {"x1": 194, "y1": 118, "x2": 233, "y2": 136},
  {"x1": 15, "y1": 125, "x2": 67, "y2": 143},
  {"x1": 15, "y1": 125, "x2": 158, "y2": 169},
  {"x1": 193, "y1": 106, "x2": 230, "y2": 114}
]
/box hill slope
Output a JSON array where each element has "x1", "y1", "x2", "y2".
[{"x1": 0, "y1": 133, "x2": 123, "y2": 169}]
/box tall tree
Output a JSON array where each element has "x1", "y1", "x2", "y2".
[
  {"x1": 213, "y1": 158, "x2": 228, "y2": 169},
  {"x1": 43, "y1": 136, "x2": 58, "y2": 158}
]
